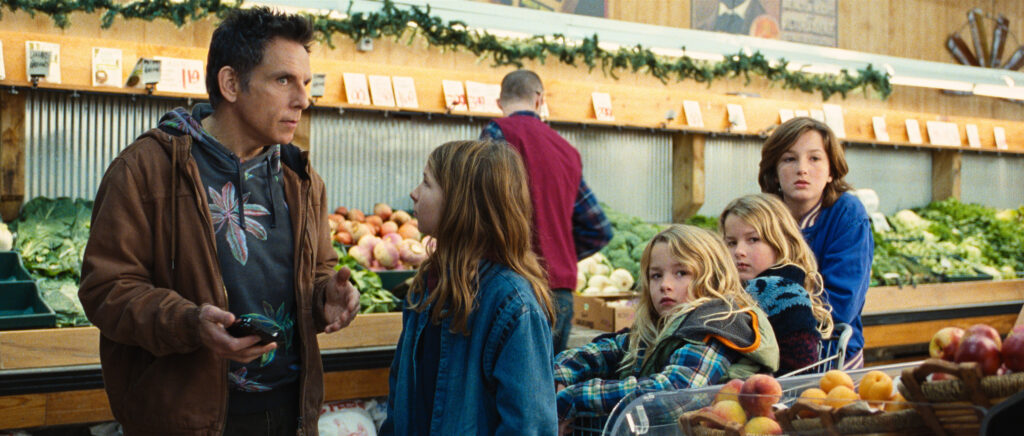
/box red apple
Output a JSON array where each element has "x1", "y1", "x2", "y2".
[
  {"x1": 1001, "y1": 325, "x2": 1024, "y2": 372},
  {"x1": 955, "y1": 335, "x2": 1002, "y2": 375},
  {"x1": 708, "y1": 400, "x2": 747, "y2": 426},
  {"x1": 739, "y1": 374, "x2": 782, "y2": 418},
  {"x1": 964, "y1": 324, "x2": 1002, "y2": 350},
  {"x1": 929, "y1": 327, "x2": 964, "y2": 361}
]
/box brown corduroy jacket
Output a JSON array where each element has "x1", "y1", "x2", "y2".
[{"x1": 79, "y1": 127, "x2": 338, "y2": 435}]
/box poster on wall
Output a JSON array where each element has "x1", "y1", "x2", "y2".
[
  {"x1": 91, "y1": 47, "x2": 123, "y2": 88},
  {"x1": 475, "y1": 0, "x2": 606, "y2": 17},
  {"x1": 691, "y1": 0, "x2": 838, "y2": 47}
]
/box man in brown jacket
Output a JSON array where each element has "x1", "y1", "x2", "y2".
[{"x1": 79, "y1": 8, "x2": 359, "y2": 435}]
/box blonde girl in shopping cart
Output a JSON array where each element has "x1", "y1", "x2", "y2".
[
  {"x1": 721, "y1": 193, "x2": 837, "y2": 376},
  {"x1": 553, "y1": 225, "x2": 780, "y2": 434}
]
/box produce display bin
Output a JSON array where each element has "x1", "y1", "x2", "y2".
[
  {"x1": 0, "y1": 251, "x2": 34, "y2": 283},
  {"x1": 0, "y1": 281, "x2": 56, "y2": 329},
  {"x1": 377, "y1": 270, "x2": 416, "y2": 291}
]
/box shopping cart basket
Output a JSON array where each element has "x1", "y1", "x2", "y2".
[{"x1": 778, "y1": 322, "x2": 853, "y2": 378}]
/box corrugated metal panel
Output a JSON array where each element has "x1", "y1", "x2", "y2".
[
  {"x1": 844, "y1": 145, "x2": 931, "y2": 213},
  {"x1": 554, "y1": 126, "x2": 672, "y2": 223},
  {"x1": 25, "y1": 91, "x2": 181, "y2": 200},
  {"x1": 697, "y1": 136, "x2": 763, "y2": 217},
  {"x1": 310, "y1": 111, "x2": 673, "y2": 222},
  {"x1": 962, "y1": 153, "x2": 1024, "y2": 209}
]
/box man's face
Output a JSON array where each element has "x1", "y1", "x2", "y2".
[{"x1": 233, "y1": 37, "x2": 311, "y2": 148}]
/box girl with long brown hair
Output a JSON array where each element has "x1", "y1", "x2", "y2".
[
  {"x1": 720, "y1": 193, "x2": 834, "y2": 375},
  {"x1": 380, "y1": 140, "x2": 556, "y2": 435},
  {"x1": 553, "y1": 225, "x2": 779, "y2": 426}
]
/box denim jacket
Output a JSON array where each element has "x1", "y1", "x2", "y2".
[{"x1": 380, "y1": 260, "x2": 558, "y2": 436}]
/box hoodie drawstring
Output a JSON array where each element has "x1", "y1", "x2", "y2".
[
  {"x1": 266, "y1": 161, "x2": 278, "y2": 229},
  {"x1": 236, "y1": 161, "x2": 246, "y2": 231}
]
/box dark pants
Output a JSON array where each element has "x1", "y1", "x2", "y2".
[
  {"x1": 223, "y1": 404, "x2": 298, "y2": 436},
  {"x1": 552, "y1": 288, "x2": 574, "y2": 355}
]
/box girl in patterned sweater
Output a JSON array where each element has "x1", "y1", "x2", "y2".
[
  {"x1": 720, "y1": 193, "x2": 835, "y2": 375},
  {"x1": 553, "y1": 225, "x2": 779, "y2": 427}
]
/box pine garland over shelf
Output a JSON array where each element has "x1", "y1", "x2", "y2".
[{"x1": 1, "y1": 0, "x2": 892, "y2": 100}]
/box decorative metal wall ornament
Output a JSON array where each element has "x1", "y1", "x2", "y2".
[{"x1": 946, "y1": 8, "x2": 1023, "y2": 71}]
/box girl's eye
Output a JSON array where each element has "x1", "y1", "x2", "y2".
[
  {"x1": 675, "y1": 270, "x2": 687, "y2": 277},
  {"x1": 649, "y1": 272, "x2": 662, "y2": 280},
  {"x1": 748, "y1": 237, "x2": 759, "y2": 244},
  {"x1": 725, "y1": 240, "x2": 736, "y2": 247}
]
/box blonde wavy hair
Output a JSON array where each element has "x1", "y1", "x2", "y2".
[
  {"x1": 407, "y1": 140, "x2": 554, "y2": 334},
  {"x1": 719, "y1": 193, "x2": 834, "y2": 337},
  {"x1": 621, "y1": 225, "x2": 757, "y2": 373}
]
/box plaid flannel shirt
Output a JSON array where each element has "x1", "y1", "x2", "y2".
[
  {"x1": 553, "y1": 333, "x2": 734, "y2": 420},
  {"x1": 481, "y1": 115, "x2": 612, "y2": 259}
]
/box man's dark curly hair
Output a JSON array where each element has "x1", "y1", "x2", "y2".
[{"x1": 205, "y1": 7, "x2": 314, "y2": 108}]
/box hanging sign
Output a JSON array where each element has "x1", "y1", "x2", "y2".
[
  {"x1": 310, "y1": 73, "x2": 326, "y2": 98},
  {"x1": 91, "y1": 47, "x2": 122, "y2": 87},
  {"x1": 153, "y1": 56, "x2": 204, "y2": 94},
  {"x1": 25, "y1": 41, "x2": 61, "y2": 84}
]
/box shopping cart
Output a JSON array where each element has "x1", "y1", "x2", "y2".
[{"x1": 778, "y1": 322, "x2": 853, "y2": 378}]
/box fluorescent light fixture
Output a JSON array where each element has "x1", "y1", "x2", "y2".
[
  {"x1": 972, "y1": 84, "x2": 1024, "y2": 100},
  {"x1": 786, "y1": 63, "x2": 844, "y2": 76},
  {"x1": 888, "y1": 76, "x2": 975, "y2": 93}
]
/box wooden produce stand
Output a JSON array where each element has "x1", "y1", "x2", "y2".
[{"x1": 0, "y1": 312, "x2": 401, "y2": 430}]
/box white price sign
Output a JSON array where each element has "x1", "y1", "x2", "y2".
[{"x1": 154, "y1": 57, "x2": 204, "y2": 94}]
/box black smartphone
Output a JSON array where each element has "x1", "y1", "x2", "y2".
[{"x1": 226, "y1": 315, "x2": 281, "y2": 345}]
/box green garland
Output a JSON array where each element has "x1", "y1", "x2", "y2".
[{"x1": 1, "y1": 0, "x2": 892, "y2": 100}]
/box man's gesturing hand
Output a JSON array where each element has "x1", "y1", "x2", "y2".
[{"x1": 324, "y1": 266, "x2": 360, "y2": 333}]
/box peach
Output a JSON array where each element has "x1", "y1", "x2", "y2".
[
  {"x1": 713, "y1": 379, "x2": 744, "y2": 404},
  {"x1": 824, "y1": 385, "x2": 859, "y2": 409},
  {"x1": 743, "y1": 416, "x2": 782, "y2": 435},
  {"x1": 739, "y1": 374, "x2": 782, "y2": 418},
  {"x1": 797, "y1": 388, "x2": 827, "y2": 417},
  {"x1": 857, "y1": 370, "x2": 894, "y2": 407},
  {"x1": 820, "y1": 370, "x2": 855, "y2": 394},
  {"x1": 708, "y1": 400, "x2": 747, "y2": 426},
  {"x1": 885, "y1": 392, "x2": 911, "y2": 412},
  {"x1": 929, "y1": 327, "x2": 964, "y2": 361}
]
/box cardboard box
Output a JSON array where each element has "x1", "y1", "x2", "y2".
[{"x1": 572, "y1": 293, "x2": 637, "y2": 332}]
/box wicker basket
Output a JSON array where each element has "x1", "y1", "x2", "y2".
[
  {"x1": 899, "y1": 358, "x2": 1024, "y2": 436},
  {"x1": 679, "y1": 399, "x2": 934, "y2": 435}
]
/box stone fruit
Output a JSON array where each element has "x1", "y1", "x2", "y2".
[
  {"x1": 713, "y1": 379, "x2": 744, "y2": 404},
  {"x1": 824, "y1": 385, "x2": 859, "y2": 409},
  {"x1": 743, "y1": 416, "x2": 782, "y2": 435},
  {"x1": 955, "y1": 334, "x2": 1002, "y2": 375},
  {"x1": 373, "y1": 203, "x2": 393, "y2": 220},
  {"x1": 390, "y1": 210, "x2": 412, "y2": 225},
  {"x1": 964, "y1": 324, "x2": 1003, "y2": 349},
  {"x1": 929, "y1": 327, "x2": 964, "y2": 361},
  {"x1": 886, "y1": 392, "x2": 910, "y2": 412},
  {"x1": 708, "y1": 400, "x2": 747, "y2": 426},
  {"x1": 1001, "y1": 325, "x2": 1024, "y2": 372},
  {"x1": 373, "y1": 240, "x2": 401, "y2": 269},
  {"x1": 797, "y1": 388, "x2": 827, "y2": 417},
  {"x1": 380, "y1": 221, "x2": 398, "y2": 235},
  {"x1": 820, "y1": 370, "x2": 855, "y2": 394},
  {"x1": 857, "y1": 370, "x2": 894, "y2": 407},
  {"x1": 739, "y1": 374, "x2": 782, "y2": 418}
]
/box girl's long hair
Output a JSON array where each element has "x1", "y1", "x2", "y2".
[
  {"x1": 759, "y1": 117, "x2": 852, "y2": 209},
  {"x1": 621, "y1": 225, "x2": 756, "y2": 373},
  {"x1": 407, "y1": 140, "x2": 553, "y2": 334},
  {"x1": 719, "y1": 193, "x2": 834, "y2": 337}
]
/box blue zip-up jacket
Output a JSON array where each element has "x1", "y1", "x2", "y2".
[
  {"x1": 801, "y1": 192, "x2": 874, "y2": 357},
  {"x1": 380, "y1": 260, "x2": 557, "y2": 436}
]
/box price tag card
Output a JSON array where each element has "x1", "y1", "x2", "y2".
[
  {"x1": 310, "y1": 73, "x2": 326, "y2": 98},
  {"x1": 809, "y1": 109, "x2": 825, "y2": 123},
  {"x1": 25, "y1": 41, "x2": 61, "y2": 83},
  {"x1": 905, "y1": 119, "x2": 923, "y2": 144},
  {"x1": 368, "y1": 75, "x2": 396, "y2": 107},
  {"x1": 153, "y1": 56, "x2": 204, "y2": 94},
  {"x1": 994, "y1": 127, "x2": 1008, "y2": 150},
  {"x1": 778, "y1": 108, "x2": 795, "y2": 123},
  {"x1": 343, "y1": 72, "x2": 371, "y2": 105},
  {"x1": 871, "y1": 116, "x2": 889, "y2": 142},
  {"x1": 794, "y1": 109, "x2": 810, "y2": 118},
  {"x1": 822, "y1": 104, "x2": 846, "y2": 138},
  {"x1": 392, "y1": 76, "x2": 419, "y2": 109},
  {"x1": 926, "y1": 121, "x2": 961, "y2": 146},
  {"x1": 683, "y1": 100, "x2": 704, "y2": 128},
  {"x1": 91, "y1": 47, "x2": 122, "y2": 88},
  {"x1": 965, "y1": 124, "x2": 981, "y2": 148},
  {"x1": 726, "y1": 103, "x2": 747, "y2": 132},
  {"x1": 442, "y1": 80, "x2": 468, "y2": 111},
  {"x1": 0, "y1": 41, "x2": 6, "y2": 81},
  {"x1": 465, "y1": 81, "x2": 500, "y2": 113},
  {"x1": 591, "y1": 92, "x2": 614, "y2": 121}
]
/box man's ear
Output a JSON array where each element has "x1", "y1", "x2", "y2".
[
  {"x1": 217, "y1": 66, "x2": 240, "y2": 103},
  {"x1": 534, "y1": 92, "x2": 545, "y2": 111},
  {"x1": 496, "y1": 98, "x2": 503, "y2": 111}
]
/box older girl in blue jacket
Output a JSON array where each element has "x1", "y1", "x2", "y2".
[{"x1": 380, "y1": 140, "x2": 557, "y2": 436}]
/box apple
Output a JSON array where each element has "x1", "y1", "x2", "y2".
[
  {"x1": 708, "y1": 400, "x2": 747, "y2": 426},
  {"x1": 929, "y1": 327, "x2": 964, "y2": 361},
  {"x1": 743, "y1": 416, "x2": 782, "y2": 435},
  {"x1": 713, "y1": 379, "x2": 744, "y2": 404},
  {"x1": 955, "y1": 335, "x2": 1002, "y2": 375},
  {"x1": 1001, "y1": 325, "x2": 1024, "y2": 372},
  {"x1": 739, "y1": 374, "x2": 782, "y2": 418},
  {"x1": 964, "y1": 324, "x2": 1003, "y2": 350}
]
